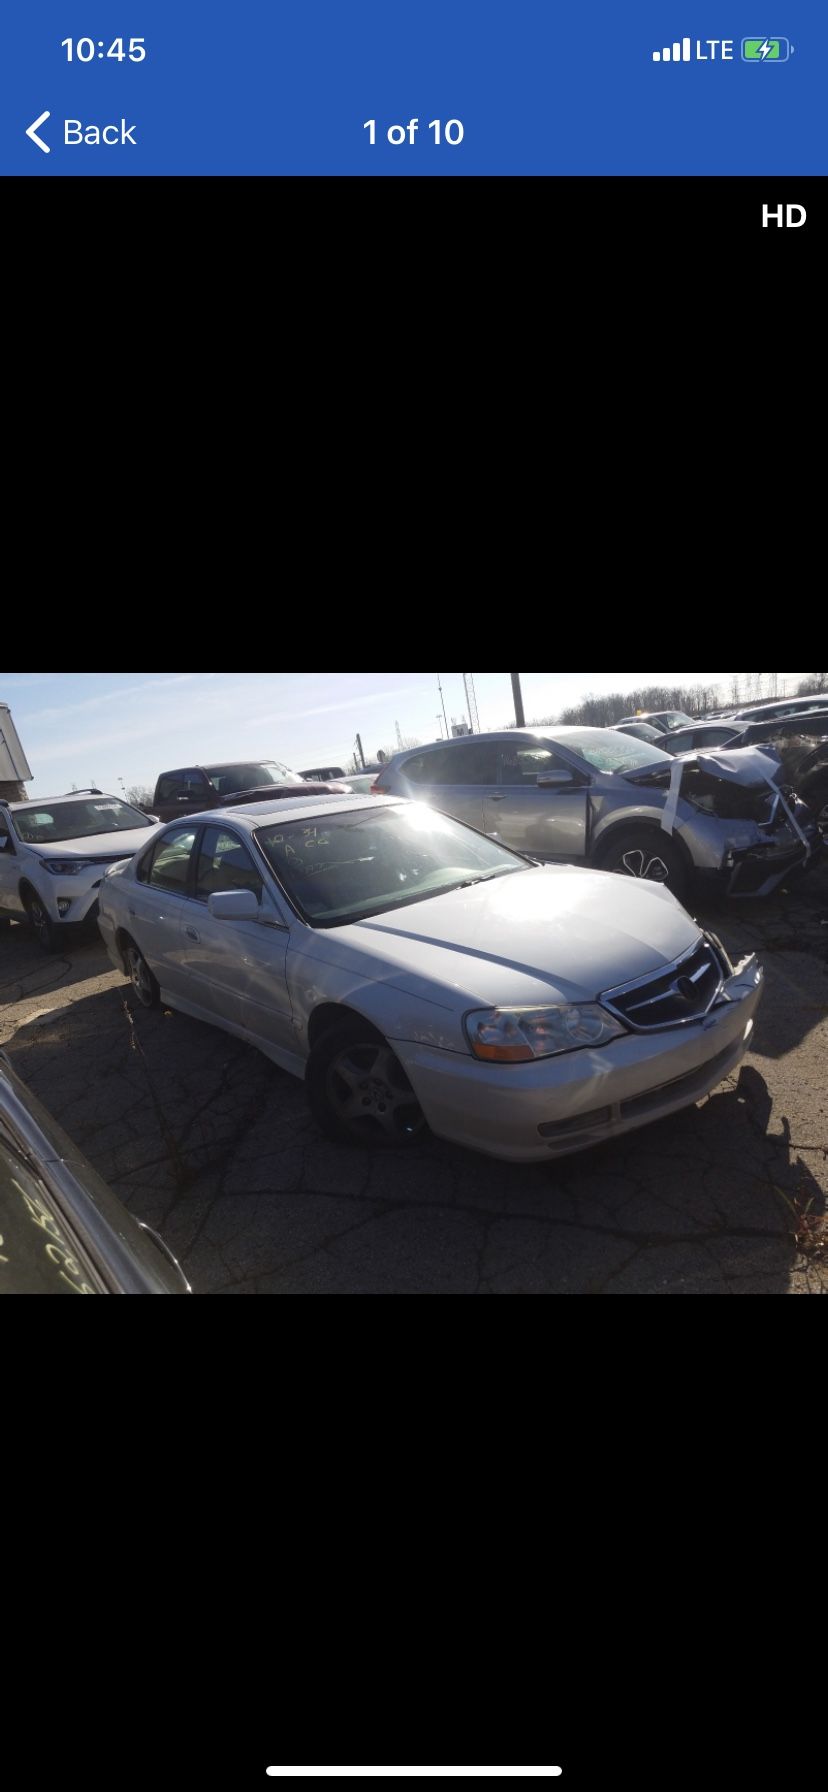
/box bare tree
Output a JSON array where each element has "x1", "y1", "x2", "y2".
[{"x1": 127, "y1": 785, "x2": 155, "y2": 810}]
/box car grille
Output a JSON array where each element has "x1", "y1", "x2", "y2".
[{"x1": 601, "y1": 939, "x2": 725, "y2": 1032}]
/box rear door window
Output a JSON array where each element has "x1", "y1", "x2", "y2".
[
  {"x1": 156, "y1": 771, "x2": 210, "y2": 804},
  {"x1": 498, "y1": 746, "x2": 573, "y2": 786},
  {"x1": 403, "y1": 743, "x2": 499, "y2": 785}
]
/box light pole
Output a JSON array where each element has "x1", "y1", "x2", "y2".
[
  {"x1": 511, "y1": 673, "x2": 526, "y2": 728},
  {"x1": 437, "y1": 675, "x2": 449, "y2": 739}
]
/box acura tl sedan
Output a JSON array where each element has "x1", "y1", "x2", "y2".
[
  {"x1": 373, "y1": 730, "x2": 821, "y2": 901},
  {"x1": 98, "y1": 796, "x2": 764, "y2": 1165}
]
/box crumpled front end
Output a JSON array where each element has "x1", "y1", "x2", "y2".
[{"x1": 632, "y1": 746, "x2": 823, "y2": 898}]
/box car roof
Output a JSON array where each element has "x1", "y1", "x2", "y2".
[
  {"x1": 398, "y1": 728, "x2": 625, "y2": 753},
  {"x1": 4, "y1": 790, "x2": 120, "y2": 811},
  {"x1": 155, "y1": 761, "x2": 290, "y2": 777},
  {"x1": 734, "y1": 697, "x2": 828, "y2": 718},
  {"x1": 168, "y1": 794, "x2": 401, "y2": 829}
]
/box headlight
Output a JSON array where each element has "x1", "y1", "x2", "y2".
[
  {"x1": 465, "y1": 1004, "x2": 628, "y2": 1063},
  {"x1": 44, "y1": 860, "x2": 96, "y2": 877}
]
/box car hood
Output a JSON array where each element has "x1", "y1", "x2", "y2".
[
  {"x1": 630, "y1": 744, "x2": 786, "y2": 787},
  {"x1": 25, "y1": 827, "x2": 158, "y2": 860},
  {"x1": 322, "y1": 866, "x2": 700, "y2": 1011}
]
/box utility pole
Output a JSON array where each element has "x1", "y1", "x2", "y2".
[
  {"x1": 511, "y1": 673, "x2": 526, "y2": 729},
  {"x1": 355, "y1": 733, "x2": 366, "y2": 769},
  {"x1": 437, "y1": 675, "x2": 450, "y2": 739},
  {"x1": 463, "y1": 673, "x2": 479, "y2": 733},
  {"x1": 462, "y1": 672, "x2": 480, "y2": 733}
]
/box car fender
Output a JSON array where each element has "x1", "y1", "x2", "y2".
[
  {"x1": 287, "y1": 939, "x2": 468, "y2": 1058},
  {"x1": 589, "y1": 809, "x2": 695, "y2": 872}
]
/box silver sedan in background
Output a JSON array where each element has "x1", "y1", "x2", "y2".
[{"x1": 98, "y1": 796, "x2": 764, "y2": 1165}]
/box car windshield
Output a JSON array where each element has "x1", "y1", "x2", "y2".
[
  {"x1": 12, "y1": 799, "x2": 152, "y2": 844},
  {"x1": 551, "y1": 730, "x2": 672, "y2": 774},
  {"x1": 255, "y1": 803, "x2": 527, "y2": 927},
  {"x1": 205, "y1": 762, "x2": 301, "y2": 794}
]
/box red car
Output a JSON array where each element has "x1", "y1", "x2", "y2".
[{"x1": 151, "y1": 760, "x2": 349, "y2": 824}]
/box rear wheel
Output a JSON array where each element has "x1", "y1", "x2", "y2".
[
  {"x1": 596, "y1": 829, "x2": 689, "y2": 903},
  {"x1": 124, "y1": 937, "x2": 160, "y2": 1009},
  {"x1": 307, "y1": 1021, "x2": 426, "y2": 1149},
  {"x1": 23, "y1": 891, "x2": 60, "y2": 953}
]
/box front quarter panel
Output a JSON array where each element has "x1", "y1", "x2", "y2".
[{"x1": 287, "y1": 935, "x2": 471, "y2": 1060}]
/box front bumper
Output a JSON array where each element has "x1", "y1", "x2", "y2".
[
  {"x1": 40, "y1": 872, "x2": 121, "y2": 927},
  {"x1": 395, "y1": 956, "x2": 764, "y2": 1163},
  {"x1": 721, "y1": 827, "x2": 823, "y2": 898}
]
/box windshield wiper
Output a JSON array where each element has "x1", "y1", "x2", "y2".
[{"x1": 454, "y1": 870, "x2": 520, "y2": 890}]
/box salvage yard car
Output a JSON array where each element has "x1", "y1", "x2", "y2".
[
  {"x1": 97, "y1": 794, "x2": 765, "y2": 1164},
  {"x1": 615, "y1": 710, "x2": 695, "y2": 734},
  {"x1": 0, "y1": 1052, "x2": 189, "y2": 1294},
  {"x1": 373, "y1": 730, "x2": 821, "y2": 901},
  {"x1": 152, "y1": 761, "x2": 350, "y2": 823},
  {"x1": 0, "y1": 791, "x2": 160, "y2": 952}
]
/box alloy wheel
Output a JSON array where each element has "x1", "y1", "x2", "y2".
[
  {"x1": 619, "y1": 849, "x2": 671, "y2": 883},
  {"x1": 28, "y1": 897, "x2": 53, "y2": 946},
  {"x1": 326, "y1": 1041, "x2": 425, "y2": 1142}
]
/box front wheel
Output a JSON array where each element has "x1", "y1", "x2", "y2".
[
  {"x1": 307, "y1": 1022, "x2": 427, "y2": 1149},
  {"x1": 24, "y1": 892, "x2": 60, "y2": 953},
  {"x1": 596, "y1": 829, "x2": 689, "y2": 903}
]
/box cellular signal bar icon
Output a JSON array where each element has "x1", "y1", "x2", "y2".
[{"x1": 653, "y1": 38, "x2": 692, "y2": 61}]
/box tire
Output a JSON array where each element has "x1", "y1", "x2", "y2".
[
  {"x1": 307, "y1": 1020, "x2": 427, "y2": 1149},
  {"x1": 123, "y1": 936, "x2": 160, "y2": 1010},
  {"x1": 596, "y1": 829, "x2": 690, "y2": 903},
  {"x1": 23, "y1": 890, "x2": 60, "y2": 953}
]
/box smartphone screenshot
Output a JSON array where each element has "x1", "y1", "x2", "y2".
[{"x1": 2, "y1": 3, "x2": 823, "y2": 237}]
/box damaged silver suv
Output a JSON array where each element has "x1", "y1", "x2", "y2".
[{"x1": 375, "y1": 729, "x2": 822, "y2": 902}]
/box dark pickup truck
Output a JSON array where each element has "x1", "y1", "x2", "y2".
[{"x1": 152, "y1": 760, "x2": 350, "y2": 823}]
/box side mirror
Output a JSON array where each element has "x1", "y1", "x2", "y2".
[
  {"x1": 208, "y1": 889, "x2": 259, "y2": 922},
  {"x1": 537, "y1": 771, "x2": 576, "y2": 789},
  {"x1": 0, "y1": 833, "x2": 9, "y2": 852}
]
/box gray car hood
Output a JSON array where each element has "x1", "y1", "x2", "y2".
[
  {"x1": 317, "y1": 866, "x2": 700, "y2": 1012},
  {"x1": 27, "y1": 827, "x2": 157, "y2": 860},
  {"x1": 645, "y1": 745, "x2": 784, "y2": 783}
]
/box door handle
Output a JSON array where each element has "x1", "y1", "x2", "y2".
[
  {"x1": 489, "y1": 794, "x2": 505, "y2": 802},
  {"x1": 185, "y1": 926, "x2": 200, "y2": 942}
]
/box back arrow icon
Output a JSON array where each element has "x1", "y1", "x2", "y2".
[{"x1": 26, "y1": 110, "x2": 51, "y2": 153}]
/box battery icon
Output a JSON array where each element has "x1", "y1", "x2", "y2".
[{"x1": 742, "y1": 37, "x2": 791, "y2": 61}]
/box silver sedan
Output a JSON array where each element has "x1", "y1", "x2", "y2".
[{"x1": 98, "y1": 796, "x2": 764, "y2": 1165}]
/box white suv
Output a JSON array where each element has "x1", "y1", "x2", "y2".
[{"x1": 0, "y1": 791, "x2": 160, "y2": 952}]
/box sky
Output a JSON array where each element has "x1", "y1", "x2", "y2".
[{"x1": 0, "y1": 672, "x2": 811, "y2": 800}]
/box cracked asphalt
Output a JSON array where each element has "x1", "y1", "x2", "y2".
[{"x1": 2, "y1": 860, "x2": 827, "y2": 1294}]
